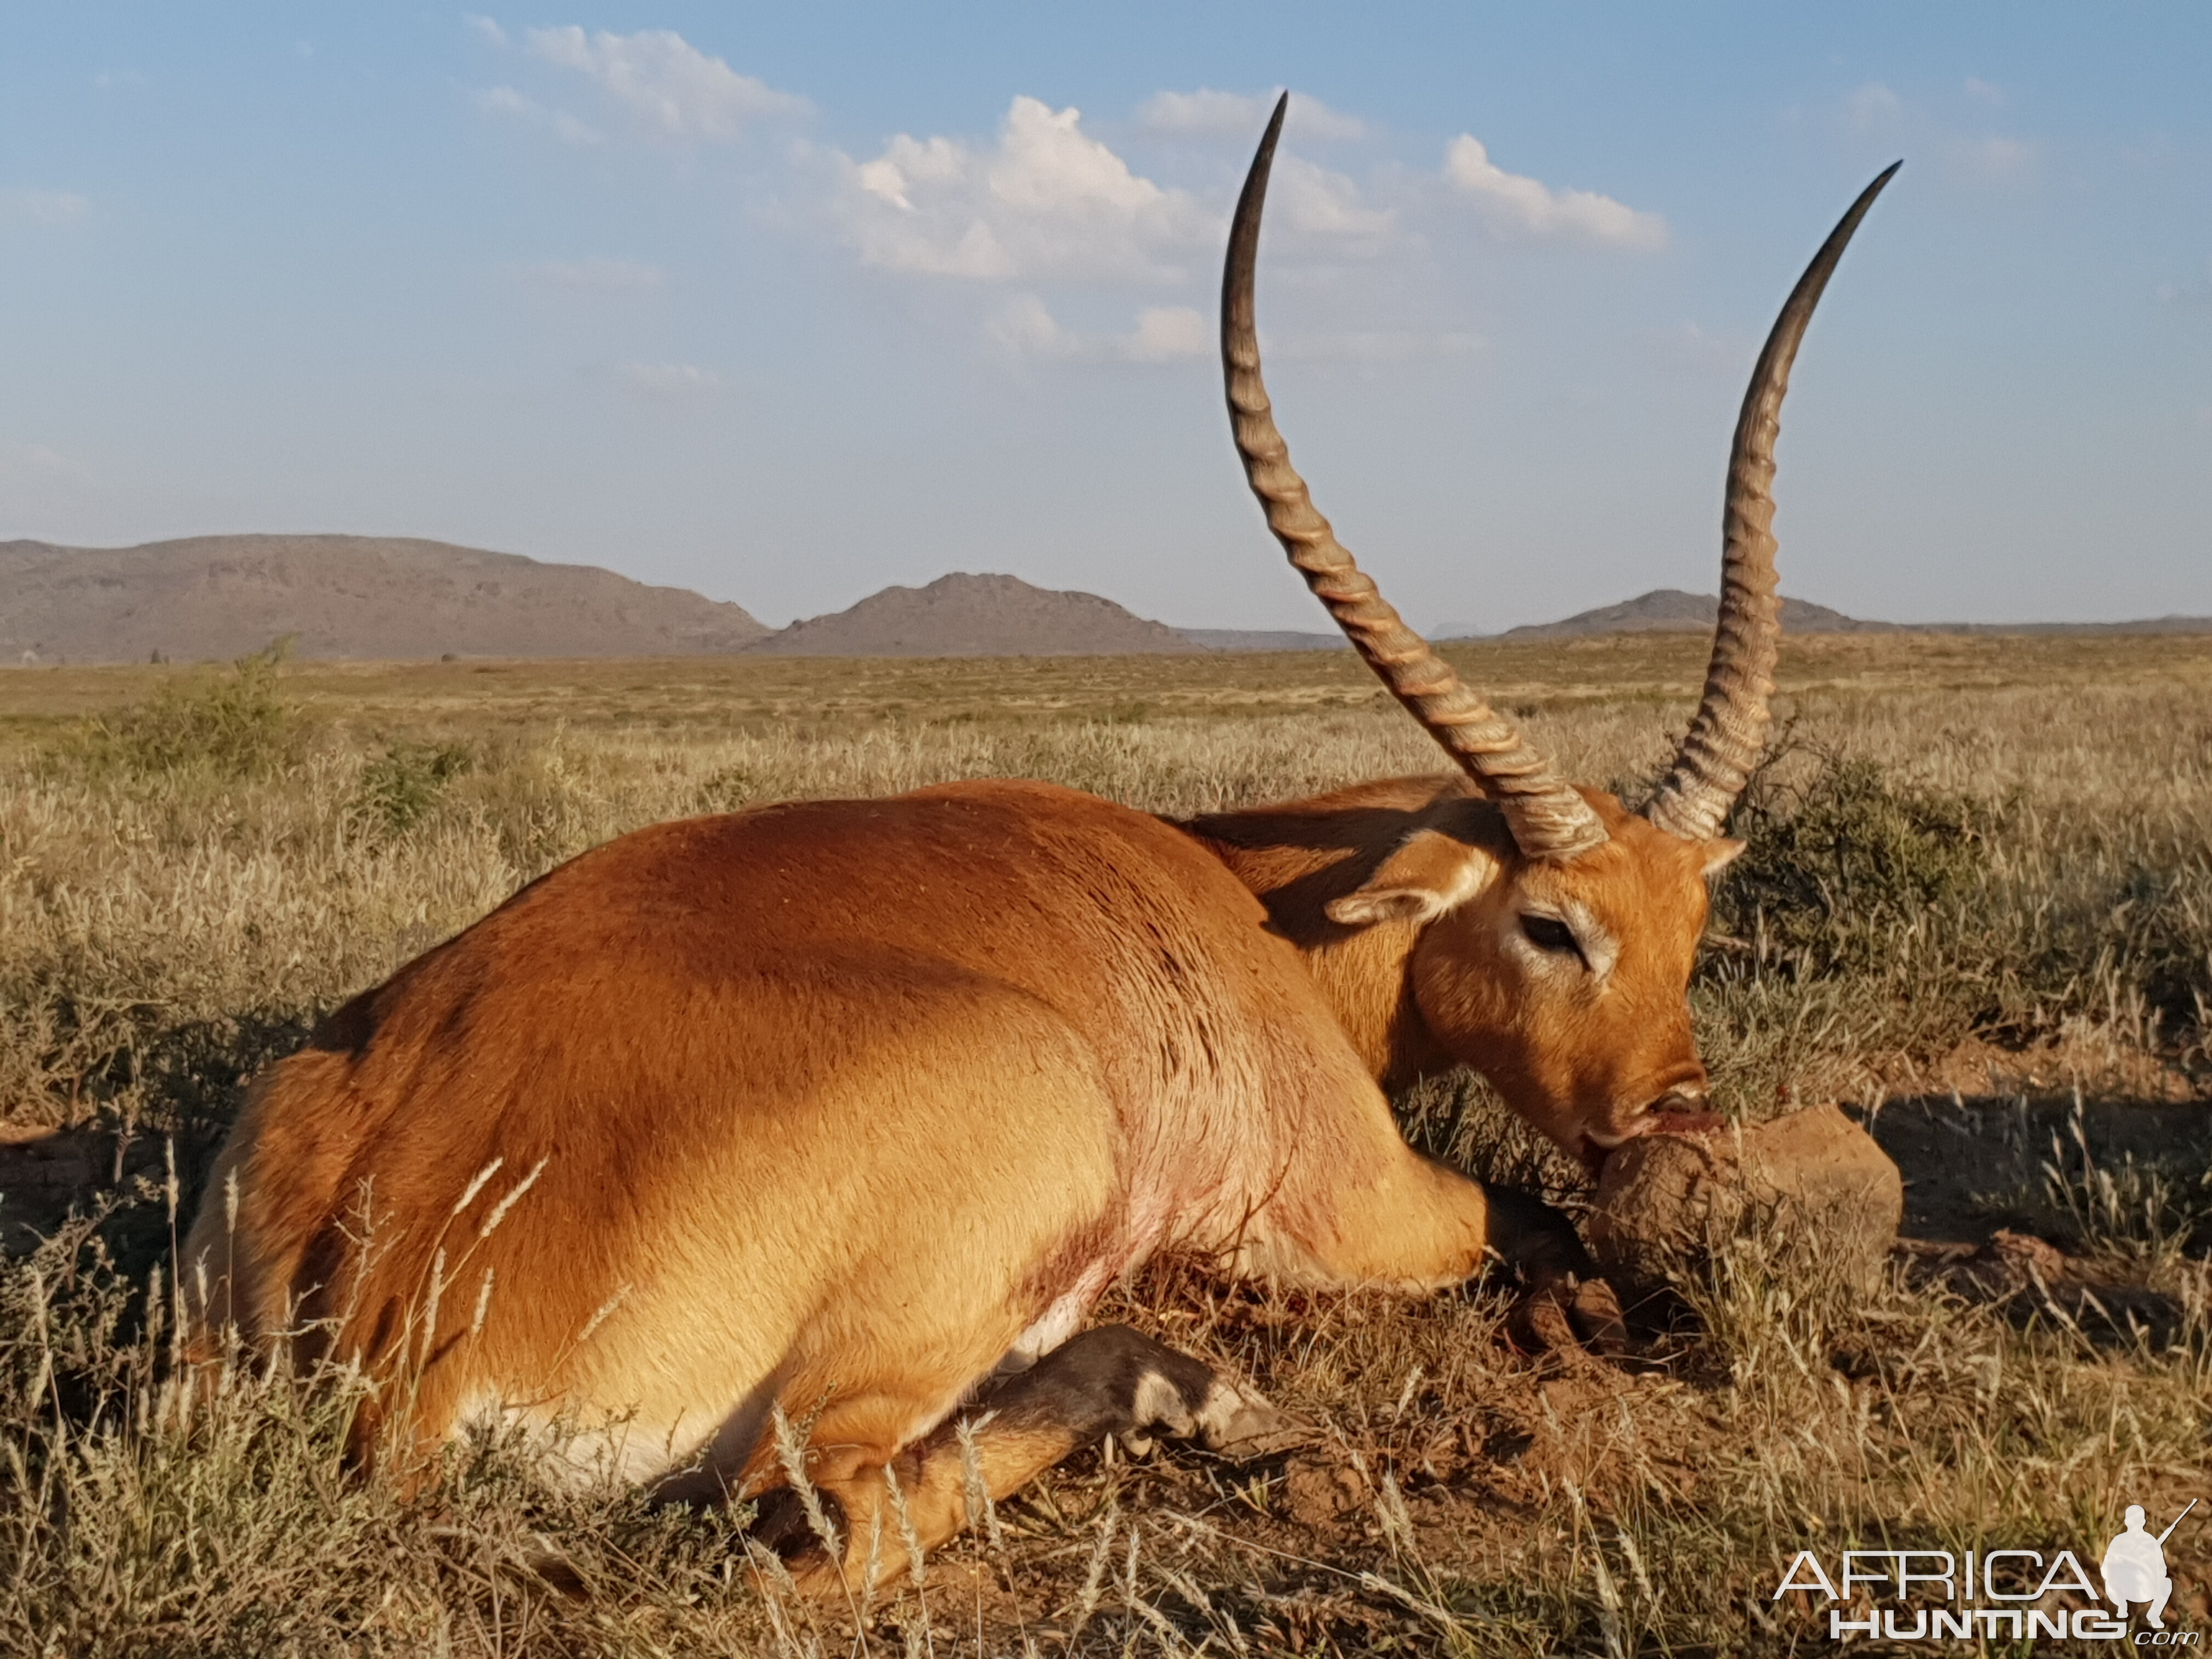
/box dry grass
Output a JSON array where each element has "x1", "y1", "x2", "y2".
[{"x1": 2, "y1": 635, "x2": 2209, "y2": 1655}]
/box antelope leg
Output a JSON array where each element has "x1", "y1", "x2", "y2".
[{"x1": 760, "y1": 1325, "x2": 1302, "y2": 1594}]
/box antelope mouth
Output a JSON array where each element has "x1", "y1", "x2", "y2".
[{"x1": 1578, "y1": 1097, "x2": 1725, "y2": 1176}]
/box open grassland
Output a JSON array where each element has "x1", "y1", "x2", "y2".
[{"x1": 3, "y1": 634, "x2": 2210, "y2": 1655}]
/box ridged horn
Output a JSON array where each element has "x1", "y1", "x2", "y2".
[
  {"x1": 1222, "y1": 94, "x2": 1609, "y2": 861},
  {"x1": 1642, "y1": 162, "x2": 1900, "y2": 842}
]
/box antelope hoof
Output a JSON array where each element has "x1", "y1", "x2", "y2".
[
  {"x1": 1197, "y1": 1381, "x2": 1315, "y2": 1459},
  {"x1": 1512, "y1": 1273, "x2": 1629, "y2": 1359},
  {"x1": 1564, "y1": 1274, "x2": 1629, "y2": 1355}
]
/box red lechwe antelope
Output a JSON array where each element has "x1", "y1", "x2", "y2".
[{"x1": 184, "y1": 99, "x2": 1894, "y2": 1584}]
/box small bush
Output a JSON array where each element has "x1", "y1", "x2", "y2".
[
  {"x1": 353, "y1": 740, "x2": 476, "y2": 837},
  {"x1": 67, "y1": 641, "x2": 307, "y2": 782},
  {"x1": 1685, "y1": 748, "x2": 2013, "y2": 1107},
  {"x1": 2066, "y1": 860, "x2": 2212, "y2": 1039},
  {"x1": 1711, "y1": 748, "x2": 2004, "y2": 980},
  {"x1": 1696, "y1": 744, "x2": 2210, "y2": 1071}
]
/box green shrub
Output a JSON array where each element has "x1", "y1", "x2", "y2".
[
  {"x1": 1710, "y1": 747, "x2": 2004, "y2": 980},
  {"x1": 353, "y1": 740, "x2": 476, "y2": 837},
  {"x1": 2059, "y1": 859, "x2": 2212, "y2": 1040},
  {"x1": 67, "y1": 641, "x2": 307, "y2": 782},
  {"x1": 1691, "y1": 743, "x2": 2207, "y2": 1100}
]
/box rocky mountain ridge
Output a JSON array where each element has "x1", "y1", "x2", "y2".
[
  {"x1": 5, "y1": 540, "x2": 2205, "y2": 664},
  {"x1": 0, "y1": 535, "x2": 770, "y2": 663}
]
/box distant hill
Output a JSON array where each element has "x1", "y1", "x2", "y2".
[
  {"x1": 0, "y1": 535, "x2": 770, "y2": 663},
  {"x1": 1466, "y1": 588, "x2": 1892, "y2": 641},
  {"x1": 1455, "y1": 588, "x2": 2212, "y2": 641},
  {"x1": 751, "y1": 572, "x2": 1203, "y2": 657},
  {"x1": 9, "y1": 542, "x2": 2205, "y2": 665}
]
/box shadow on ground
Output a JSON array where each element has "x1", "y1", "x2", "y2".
[
  {"x1": 1864, "y1": 1091, "x2": 2211, "y2": 1345},
  {"x1": 1869, "y1": 1090, "x2": 2212, "y2": 1244},
  {"x1": 1, "y1": 1008, "x2": 308, "y2": 1263}
]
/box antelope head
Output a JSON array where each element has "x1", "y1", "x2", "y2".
[{"x1": 1222, "y1": 96, "x2": 1895, "y2": 1171}]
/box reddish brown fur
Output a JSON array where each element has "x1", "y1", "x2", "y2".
[{"x1": 185, "y1": 771, "x2": 1734, "y2": 1581}]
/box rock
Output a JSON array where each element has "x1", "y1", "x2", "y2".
[{"x1": 1587, "y1": 1103, "x2": 1903, "y2": 1306}]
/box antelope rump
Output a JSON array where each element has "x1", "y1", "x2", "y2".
[{"x1": 182, "y1": 99, "x2": 1896, "y2": 1588}]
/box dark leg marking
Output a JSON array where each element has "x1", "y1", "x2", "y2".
[{"x1": 1483, "y1": 1184, "x2": 1628, "y2": 1356}]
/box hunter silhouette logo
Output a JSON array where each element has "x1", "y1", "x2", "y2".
[
  {"x1": 2104, "y1": 1502, "x2": 2195, "y2": 1630},
  {"x1": 1771, "y1": 1498, "x2": 2200, "y2": 1643}
]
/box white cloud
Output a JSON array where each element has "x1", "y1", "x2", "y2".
[
  {"x1": 838, "y1": 96, "x2": 1212, "y2": 283},
  {"x1": 1645, "y1": 319, "x2": 1749, "y2": 377},
  {"x1": 988, "y1": 297, "x2": 1210, "y2": 364},
  {"x1": 0, "y1": 189, "x2": 91, "y2": 228},
  {"x1": 1948, "y1": 133, "x2": 2038, "y2": 184},
  {"x1": 1441, "y1": 137, "x2": 1664, "y2": 250},
  {"x1": 477, "y1": 84, "x2": 602, "y2": 145},
  {"x1": 1136, "y1": 88, "x2": 1366, "y2": 142},
  {"x1": 1271, "y1": 154, "x2": 1395, "y2": 250},
  {"x1": 1847, "y1": 82, "x2": 1903, "y2": 129},
  {"x1": 1838, "y1": 81, "x2": 2034, "y2": 189},
  {"x1": 618, "y1": 361, "x2": 721, "y2": 400},
  {"x1": 466, "y1": 14, "x2": 507, "y2": 47},
  {"x1": 1121, "y1": 306, "x2": 1209, "y2": 361},
  {"x1": 987, "y1": 293, "x2": 1076, "y2": 357},
  {"x1": 988, "y1": 297, "x2": 1464, "y2": 367},
  {"x1": 526, "y1": 26, "x2": 810, "y2": 140},
  {"x1": 521, "y1": 257, "x2": 665, "y2": 293}
]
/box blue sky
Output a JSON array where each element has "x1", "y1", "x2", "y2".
[{"x1": 2, "y1": 5, "x2": 2208, "y2": 631}]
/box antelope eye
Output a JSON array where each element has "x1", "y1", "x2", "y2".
[{"x1": 1520, "y1": 914, "x2": 1582, "y2": 958}]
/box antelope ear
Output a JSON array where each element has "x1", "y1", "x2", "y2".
[
  {"x1": 1701, "y1": 837, "x2": 1747, "y2": 878},
  {"x1": 1326, "y1": 831, "x2": 1500, "y2": 929}
]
